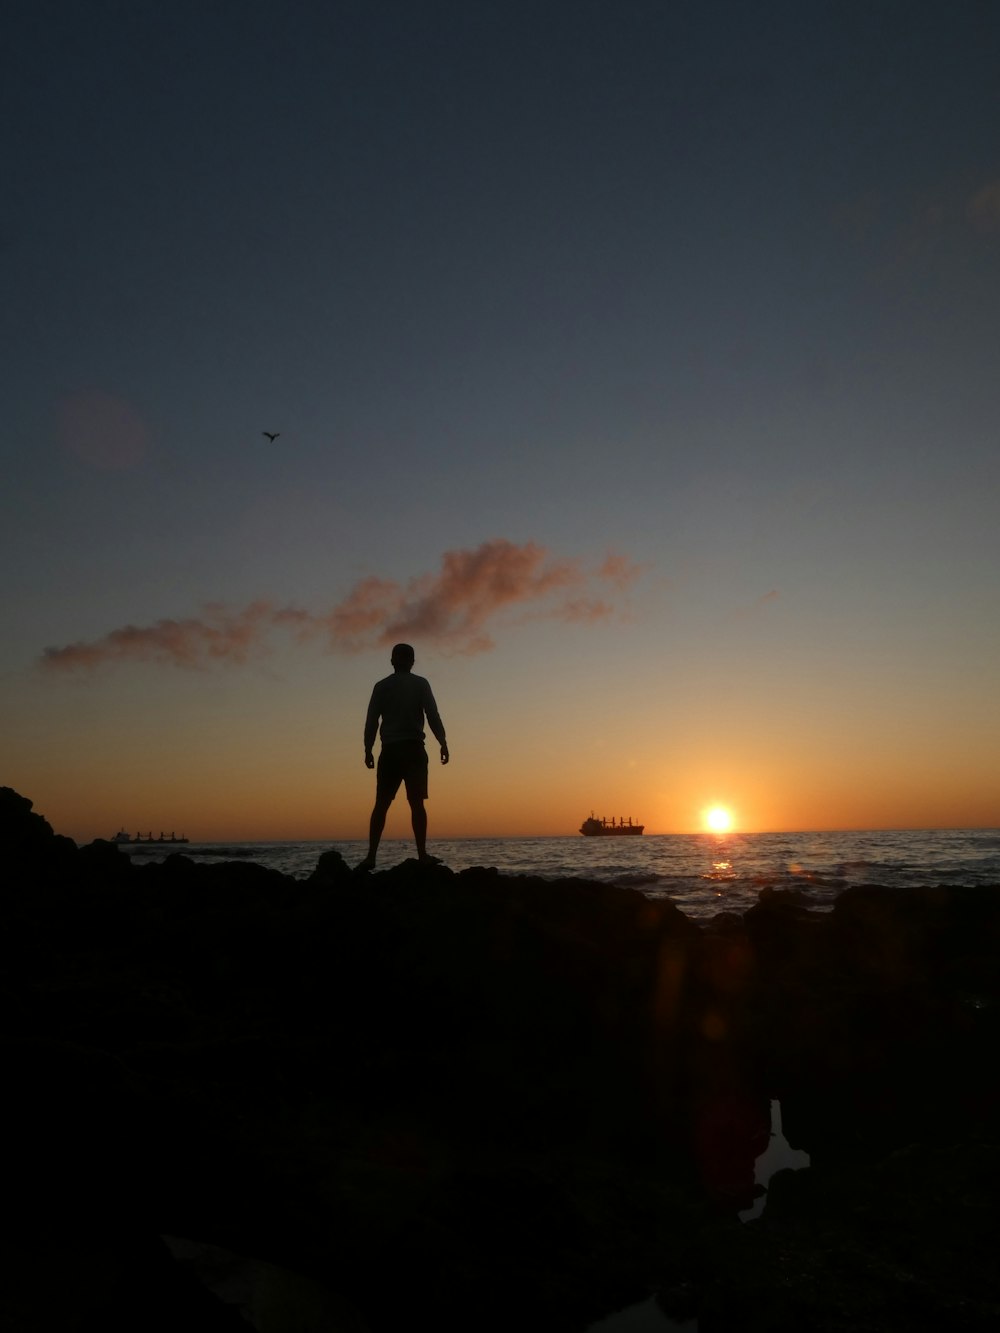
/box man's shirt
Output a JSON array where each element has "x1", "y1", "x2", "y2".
[{"x1": 365, "y1": 671, "x2": 447, "y2": 749}]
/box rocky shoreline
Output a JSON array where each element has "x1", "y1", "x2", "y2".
[{"x1": 3, "y1": 785, "x2": 998, "y2": 1330}]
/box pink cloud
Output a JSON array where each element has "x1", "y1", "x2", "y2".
[
  {"x1": 554, "y1": 598, "x2": 615, "y2": 623},
  {"x1": 324, "y1": 576, "x2": 406, "y2": 651},
  {"x1": 39, "y1": 540, "x2": 645, "y2": 673},
  {"x1": 40, "y1": 602, "x2": 276, "y2": 672},
  {"x1": 597, "y1": 552, "x2": 647, "y2": 590},
  {"x1": 374, "y1": 540, "x2": 582, "y2": 649}
]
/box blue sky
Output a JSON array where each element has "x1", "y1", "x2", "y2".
[{"x1": 4, "y1": 1, "x2": 1000, "y2": 838}]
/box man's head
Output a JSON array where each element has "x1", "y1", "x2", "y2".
[{"x1": 390, "y1": 643, "x2": 415, "y2": 671}]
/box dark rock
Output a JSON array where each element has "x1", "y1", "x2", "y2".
[
  {"x1": 0, "y1": 783, "x2": 58, "y2": 844},
  {"x1": 0, "y1": 783, "x2": 78, "y2": 884},
  {"x1": 0, "y1": 1234, "x2": 250, "y2": 1330},
  {"x1": 3, "y1": 787, "x2": 1000, "y2": 1331},
  {"x1": 696, "y1": 1142, "x2": 1000, "y2": 1332},
  {"x1": 307, "y1": 846, "x2": 353, "y2": 885},
  {"x1": 79, "y1": 836, "x2": 134, "y2": 881}
]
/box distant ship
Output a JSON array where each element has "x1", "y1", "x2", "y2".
[
  {"x1": 112, "y1": 829, "x2": 189, "y2": 845},
  {"x1": 579, "y1": 814, "x2": 644, "y2": 836}
]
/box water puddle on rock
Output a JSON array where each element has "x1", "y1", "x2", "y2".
[
  {"x1": 738, "y1": 1099, "x2": 810, "y2": 1223},
  {"x1": 588, "y1": 1100, "x2": 811, "y2": 1332}
]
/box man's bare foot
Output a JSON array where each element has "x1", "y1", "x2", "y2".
[
  {"x1": 354, "y1": 856, "x2": 376, "y2": 873},
  {"x1": 418, "y1": 853, "x2": 442, "y2": 865}
]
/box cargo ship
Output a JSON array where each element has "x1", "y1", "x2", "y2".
[{"x1": 579, "y1": 814, "x2": 644, "y2": 836}]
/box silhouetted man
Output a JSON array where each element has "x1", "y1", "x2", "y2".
[{"x1": 357, "y1": 643, "x2": 449, "y2": 871}]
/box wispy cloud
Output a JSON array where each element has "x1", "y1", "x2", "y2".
[
  {"x1": 40, "y1": 602, "x2": 277, "y2": 672},
  {"x1": 597, "y1": 552, "x2": 649, "y2": 589},
  {"x1": 837, "y1": 178, "x2": 1000, "y2": 276},
  {"x1": 58, "y1": 390, "x2": 152, "y2": 471},
  {"x1": 40, "y1": 539, "x2": 645, "y2": 673},
  {"x1": 968, "y1": 180, "x2": 1000, "y2": 232},
  {"x1": 731, "y1": 589, "x2": 780, "y2": 623}
]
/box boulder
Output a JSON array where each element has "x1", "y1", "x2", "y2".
[
  {"x1": 307, "y1": 846, "x2": 353, "y2": 886},
  {"x1": 0, "y1": 784, "x2": 78, "y2": 885}
]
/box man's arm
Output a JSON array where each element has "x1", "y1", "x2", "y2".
[
  {"x1": 422, "y1": 681, "x2": 449, "y2": 764},
  {"x1": 363, "y1": 686, "x2": 381, "y2": 768}
]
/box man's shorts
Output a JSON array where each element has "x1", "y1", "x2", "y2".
[{"x1": 376, "y1": 740, "x2": 429, "y2": 802}]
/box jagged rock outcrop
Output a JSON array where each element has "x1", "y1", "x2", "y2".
[
  {"x1": 1, "y1": 786, "x2": 998, "y2": 1330},
  {"x1": 1, "y1": 784, "x2": 79, "y2": 885}
]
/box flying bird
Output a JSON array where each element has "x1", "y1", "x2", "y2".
[{"x1": 262, "y1": 431, "x2": 280, "y2": 442}]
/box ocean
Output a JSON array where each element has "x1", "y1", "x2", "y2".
[{"x1": 116, "y1": 827, "x2": 1000, "y2": 921}]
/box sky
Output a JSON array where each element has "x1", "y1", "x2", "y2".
[{"x1": 3, "y1": 0, "x2": 1000, "y2": 841}]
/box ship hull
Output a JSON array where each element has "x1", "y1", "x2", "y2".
[{"x1": 579, "y1": 818, "x2": 644, "y2": 836}]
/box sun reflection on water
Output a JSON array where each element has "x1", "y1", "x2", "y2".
[{"x1": 703, "y1": 858, "x2": 737, "y2": 881}]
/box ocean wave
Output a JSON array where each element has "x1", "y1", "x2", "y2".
[{"x1": 612, "y1": 871, "x2": 663, "y2": 888}]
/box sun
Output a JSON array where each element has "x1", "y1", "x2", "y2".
[{"x1": 704, "y1": 805, "x2": 734, "y2": 834}]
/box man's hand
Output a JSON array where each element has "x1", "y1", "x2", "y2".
[
  {"x1": 440, "y1": 745, "x2": 450, "y2": 765},
  {"x1": 365, "y1": 750, "x2": 375, "y2": 769}
]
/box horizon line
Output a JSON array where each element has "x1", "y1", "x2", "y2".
[{"x1": 73, "y1": 823, "x2": 1000, "y2": 845}]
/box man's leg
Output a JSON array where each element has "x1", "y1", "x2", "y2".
[
  {"x1": 408, "y1": 796, "x2": 428, "y2": 858},
  {"x1": 402, "y1": 748, "x2": 438, "y2": 864},
  {"x1": 357, "y1": 793, "x2": 391, "y2": 871},
  {"x1": 368, "y1": 795, "x2": 391, "y2": 858}
]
